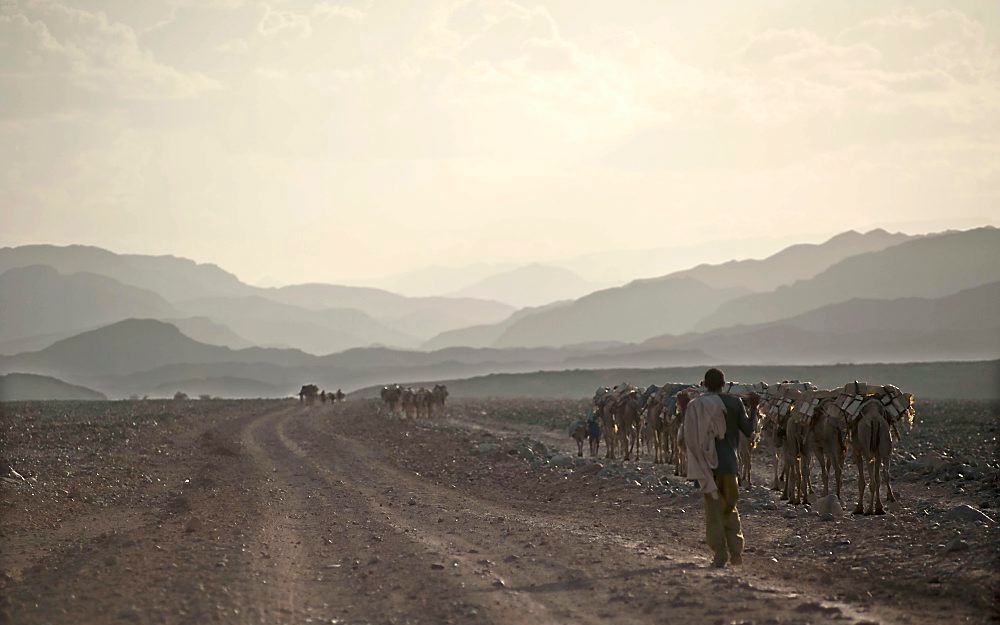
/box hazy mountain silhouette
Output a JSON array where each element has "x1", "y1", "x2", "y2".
[
  {"x1": 446, "y1": 263, "x2": 602, "y2": 308},
  {"x1": 0, "y1": 372, "x2": 106, "y2": 401},
  {"x1": 354, "y1": 262, "x2": 518, "y2": 297},
  {"x1": 426, "y1": 228, "x2": 913, "y2": 349},
  {"x1": 0, "y1": 316, "x2": 252, "y2": 356},
  {"x1": 644, "y1": 281, "x2": 1000, "y2": 364},
  {"x1": 174, "y1": 296, "x2": 419, "y2": 354},
  {"x1": 0, "y1": 265, "x2": 177, "y2": 344},
  {"x1": 150, "y1": 376, "x2": 286, "y2": 399},
  {"x1": 492, "y1": 277, "x2": 749, "y2": 347},
  {"x1": 0, "y1": 245, "x2": 516, "y2": 344},
  {"x1": 164, "y1": 317, "x2": 254, "y2": 349},
  {"x1": 0, "y1": 245, "x2": 249, "y2": 301},
  {"x1": 0, "y1": 319, "x2": 316, "y2": 379},
  {"x1": 264, "y1": 283, "x2": 514, "y2": 340},
  {"x1": 695, "y1": 227, "x2": 1000, "y2": 332},
  {"x1": 671, "y1": 229, "x2": 913, "y2": 291},
  {"x1": 420, "y1": 301, "x2": 572, "y2": 349}
]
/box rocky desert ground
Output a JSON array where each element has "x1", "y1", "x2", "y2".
[{"x1": 1, "y1": 397, "x2": 997, "y2": 625}]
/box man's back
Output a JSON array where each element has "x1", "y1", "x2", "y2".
[{"x1": 716, "y1": 395, "x2": 754, "y2": 475}]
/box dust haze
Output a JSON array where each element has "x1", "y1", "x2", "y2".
[{"x1": 1, "y1": 2, "x2": 998, "y2": 625}]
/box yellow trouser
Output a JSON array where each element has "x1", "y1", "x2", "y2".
[{"x1": 703, "y1": 473, "x2": 744, "y2": 563}]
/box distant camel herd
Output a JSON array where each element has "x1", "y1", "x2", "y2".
[
  {"x1": 379, "y1": 383, "x2": 449, "y2": 419},
  {"x1": 582, "y1": 380, "x2": 914, "y2": 516},
  {"x1": 298, "y1": 384, "x2": 345, "y2": 404}
]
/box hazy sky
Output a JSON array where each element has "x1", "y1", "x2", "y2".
[{"x1": 2, "y1": 0, "x2": 998, "y2": 285}]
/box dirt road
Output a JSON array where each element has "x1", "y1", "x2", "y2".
[{"x1": 2, "y1": 400, "x2": 997, "y2": 624}]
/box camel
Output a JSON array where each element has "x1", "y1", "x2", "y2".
[
  {"x1": 415, "y1": 387, "x2": 433, "y2": 419},
  {"x1": 671, "y1": 389, "x2": 698, "y2": 476},
  {"x1": 299, "y1": 384, "x2": 319, "y2": 405},
  {"x1": 642, "y1": 386, "x2": 666, "y2": 463},
  {"x1": 593, "y1": 387, "x2": 618, "y2": 459},
  {"x1": 401, "y1": 387, "x2": 416, "y2": 419},
  {"x1": 569, "y1": 419, "x2": 589, "y2": 457},
  {"x1": 851, "y1": 398, "x2": 894, "y2": 515},
  {"x1": 642, "y1": 383, "x2": 690, "y2": 465},
  {"x1": 320, "y1": 390, "x2": 328, "y2": 404},
  {"x1": 614, "y1": 387, "x2": 643, "y2": 461},
  {"x1": 380, "y1": 384, "x2": 402, "y2": 414},
  {"x1": 810, "y1": 398, "x2": 849, "y2": 502},
  {"x1": 782, "y1": 411, "x2": 810, "y2": 504},
  {"x1": 735, "y1": 393, "x2": 763, "y2": 488},
  {"x1": 431, "y1": 384, "x2": 448, "y2": 415},
  {"x1": 335, "y1": 389, "x2": 345, "y2": 402}
]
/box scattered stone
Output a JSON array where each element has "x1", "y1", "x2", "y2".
[
  {"x1": 945, "y1": 504, "x2": 995, "y2": 525},
  {"x1": 184, "y1": 517, "x2": 203, "y2": 533},
  {"x1": 819, "y1": 512, "x2": 835, "y2": 522},
  {"x1": 815, "y1": 495, "x2": 843, "y2": 517},
  {"x1": 550, "y1": 454, "x2": 575, "y2": 468},
  {"x1": 943, "y1": 538, "x2": 970, "y2": 553},
  {"x1": 430, "y1": 563, "x2": 445, "y2": 570}
]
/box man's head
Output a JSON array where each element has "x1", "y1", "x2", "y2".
[{"x1": 704, "y1": 368, "x2": 725, "y2": 392}]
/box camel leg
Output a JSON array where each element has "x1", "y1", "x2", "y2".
[
  {"x1": 872, "y1": 456, "x2": 885, "y2": 515},
  {"x1": 817, "y1": 448, "x2": 829, "y2": 498},
  {"x1": 576, "y1": 438, "x2": 584, "y2": 457},
  {"x1": 853, "y1": 457, "x2": 865, "y2": 515},
  {"x1": 883, "y1": 458, "x2": 897, "y2": 503},
  {"x1": 864, "y1": 458, "x2": 876, "y2": 515}
]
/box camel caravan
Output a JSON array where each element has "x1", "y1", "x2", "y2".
[
  {"x1": 380, "y1": 383, "x2": 448, "y2": 419},
  {"x1": 585, "y1": 378, "x2": 915, "y2": 516},
  {"x1": 297, "y1": 385, "x2": 345, "y2": 404}
]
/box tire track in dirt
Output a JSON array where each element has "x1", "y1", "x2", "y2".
[
  {"x1": 242, "y1": 406, "x2": 534, "y2": 624},
  {"x1": 273, "y1": 409, "x2": 590, "y2": 624}
]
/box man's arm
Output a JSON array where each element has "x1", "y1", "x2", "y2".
[{"x1": 733, "y1": 397, "x2": 753, "y2": 438}]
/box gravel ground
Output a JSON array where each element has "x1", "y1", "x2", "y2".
[{"x1": 1, "y1": 397, "x2": 997, "y2": 625}]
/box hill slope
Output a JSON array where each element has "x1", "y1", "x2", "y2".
[
  {"x1": 447, "y1": 264, "x2": 600, "y2": 308},
  {"x1": 427, "y1": 228, "x2": 912, "y2": 349},
  {"x1": 0, "y1": 373, "x2": 106, "y2": 401},
  {"x1": 175, "y1": 296, "x2": 419, "y2": 354},
  {"x1": 493, "y1": 277, "x2": 748, "y2": 347},
  {"x1": 0, "y1": 266, "x2": 178, "y2": 344},
  {"x1": 672, "y1": 229, "x2": 913, "y2": 291},
  {"x1": 696, "y1": 227, "x2": 1000, "y2": 332},
  {"x1": 0, "y1": 245, "x2": 248, "y2": 302},
  {"x1": 0, "y1": 319, "x2": 317, "y2": 379},
  {"x1": 0, "y1": 245, "x2": 516, "y2": 343}
]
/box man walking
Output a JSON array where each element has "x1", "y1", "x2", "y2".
[{"x1": 684, "y1": 368, "x2": 754, "y2": 567}]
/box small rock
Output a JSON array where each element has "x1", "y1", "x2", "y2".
[
  {"x1": 550, "y1": 454, "x2": 575, "y2": 468},
  {"x1": 493, "y1": 578, "x2": 506, "y2": 588},
  {"x1": 430, "y1": 563, "x2": 445, "y2": 570},
  {"x1": 945, "y1": 504, "x2": 996, "y2": 525},
  {"x1": 184, "y1": 517, "x2": 202, "y2": 533},
  {"x1": 815, "y1": 495, "x2": 843, "y2": 517},
  {"x1": 943, "y1": 538, "x2": 970, "y2": 553},
  {"x1": 819, "y1": 512, "x2": 835, "y2": 522}
]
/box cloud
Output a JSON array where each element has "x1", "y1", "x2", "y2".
[{"x1": 0, "y1": 0, "x2": 218, "y2": 117}]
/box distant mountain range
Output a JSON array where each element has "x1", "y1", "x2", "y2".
[
  {"x1": 695, "y1": 227, "x2": 999, "y2": 331},
  {"x1": 1, "y1": 226, "x2": 997, "y2": 399},
  {"x1": 430, "y1": 228, "x2": 918, "y2": 348},
  {"x1": 641, "y1": 281, "x2": 1000, "y2": 364},
  {"x1": 0, "y1": 245, "x2": 514, "y2": 354}
]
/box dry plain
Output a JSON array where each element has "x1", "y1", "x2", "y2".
[{"x1": 1, "y1": 398, "x2": 997, "y2": 625}]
